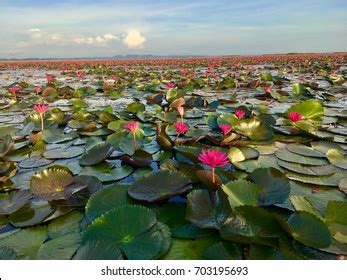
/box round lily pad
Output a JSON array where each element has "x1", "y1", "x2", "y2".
[
  {"x1": 83, "y1": 205, "x2": 168, "y2": 260},
  {"x1": 43, "y1": 128, "x2": 78, "y2": 144},
  {"x1": 43, "y1": 146, "x2": 84, "y2": 159},
  {"x1": 18, "y1": 157, "x2": 53, "y2": 169},
  {"x1": 162, "y1": 237, "x2": 217, "y2": 260},
  {"x1": 0, "y1": 190, "x2": 32, "y2": 215},
  {"x1": 275, "y1": 149, "x2": 329, "y2": 166},
  {"x1": 86, "y1": 184, "x2": 132, "y2": 220},
  {"x1": 79, "y1": 142, "x2": 114, "y2": 166},
  {"x1": 326, "y1": 149, "x2": 347, "y2": 169},
  {"x1": 73, "y1": 240, "x2": 123, "y2": 260},
  {"x1": 9, "y1": 199, "x2": 54, "y2": 227},
  {"x1": 228, "y1": 146, "x2": 259, "y2": 163},
  {"x1": 286, "y1": 143, "x2": 325, "y2": 158},
  {"x1": 81, "y1": 163, "x2": 133, "y2": 182},
  {"x1": 0, "y1": 227, "x2": 48, "y2": 259},
  {"x1": 277, "y1": 159, "x2": 337, "y2": 176},
  {"x1": 128, "y1": 170, "x2": 192, "y2": 202},
  {"x1": 249, "y1": 167, "x2": 290, "y2": 206},
  {"x1": 30, "y1": 165, "x2": 74, "y2": 201},
  {"x1": 287, "y1": 212, "x2": 332, "y2": 249},
  {"x1": 186, "y1": 189, "x2": 230, "y2": 229},
  {"x1": 0, "y1": 246, "x2": 17, "y2": 260},
  {"x1": 221, "y1": 179, "x2": 262, "y2": 208}
]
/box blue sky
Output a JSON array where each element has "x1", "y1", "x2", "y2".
[{"x1": 0, "y1": 0, "x2": 346, "y2": 58}]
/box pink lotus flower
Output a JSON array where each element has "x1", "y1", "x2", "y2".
[
  {"x1": 219, "y1": 124, "x2": 232, "y2": 136},
  {"x1": 235, "y1": 109, "x2": 245, "y2": 119},
  {"x1": 34, "y1": 86, "x2": 41, "y2": 94},
  {"x1": 198, "y1": 149, "x2": 229, "y2": 184},
  {"x1": 175, "y1": 121, "x2": 189, "y2": 135},
  {"x1": 124, "y1": 121, "x2": 139, "y2": 133},
  {"x1": 180, "y1": 68, "x2": 189, "y2": 73},
  {"x1": 34, "y1": 104, "x2": 49, "y2": 131},
  {"x1": 8, "y1": 85, "x2": 20, "y2": 94},
  {"x1": 124, "y1": 121, "x2": 140, "y2": 148},
  {"x1": 264, "y1": 85, "x2": 271, "y2": 93},
  {"x1": 165, "y1": 82, "x2": 175, "y2": 89},
  {"x1": 46, "y1": 74, "x2": 54, "y2": 83},
  {"x1": 34, "y1": 104, "x2": 49, "y2": 114},
  {"x1": 288, "y1": 111, "x2": 303, "y2": 122}
]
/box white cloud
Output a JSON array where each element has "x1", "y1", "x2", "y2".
[
  {"x1": 18, "y1": 29, "x2": 118, "y2": 48},
  {"x1": 74, "y1": 33, "x2": 118, "y2": 45},
  {"x1": 122, "y1": 30, "x2": 146, "y2": 49}
]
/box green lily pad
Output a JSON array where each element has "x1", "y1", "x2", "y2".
[
  {"x1": 64, "y1": 175, "x2": 103, "y2": 207},
  {"x1": 121, "y1": 150, "x2": 152, "y2": 167},
  {"x1": 275, "y1": 149, "x2": 329, "y2": 165},
  {"x1": 0, "y1": 246, "x2": 17, "y2": 260},
  {"x1": 204, "y1": 241, "x2": 243, "y2": 260},
  {"x1": 81, "y1": 163, "x2": 133, "y2": 182},
  {"x1": 287, "y1": 211, "x2": 332, "y2": 249},
  {"x1": 221, "y1": 179, "x2": 262, "y2": 208},
  {"x1": 79, "y1": 142, "x2": 114, "y2": 166},
  {"x1": 220, "y1": 205, "x2": 284, "y2": 244},
  {"x1": 83, "y1": 205, "x2": 168, "y2": 260},
  {"x1": 277, "y1": 159, "x2": 337, "y2": 176},
  {"x1": 289, "y1": 196, "x2": 322, "y2": 219},
  {"x1": 228, "y1": 146, "x2": 259, "y2": 163},
  {"x1": 249, "y1": 167, "x2": 290, "y2": 206},
  {"x1": 9, "y1": 199, "x2": 54, "y2": 227},
  {"x1": 18, "y1": 156, "x2": 53, "y2": 169},
  {"x1": 285, "y1": 171, "x2": 345, "y2": 186},
  {"x1": 0, "y1": 227, "x2": 48, "y2": 259},
  {"x1": 286, "y1": 143, "x2": 325, "y2": 158},
  {"x1": 236, "y1": 118, "x2": 273, "y2": 141},
  {"x1": 37, "y1": 231, "x2": 81, "y2": 260},
  {"x1": 162, "y1": 237, "x2": 217, "y2": 260},
  {"x1": 285, "y1": 99, "x2": 324, "y2": 119},
  {"x1": 128, "y1": 170, "x2": 192, "y2": 202},
  {"x1": 48, "y1": 211, "x2": 83, "y2": 239},
  {"x1": 86, "y1": 184, "x2": 132, "y2": 220},
  {"x1": 186, "y1": 189, "x2": 230, "y2": 229},
  {"x1": 43, "y1": 128, "x2": 78, "y2": 144},
  {"x1": 30, "y1": 165, "x2": 74, "y2": 201},
  {"x1": 73, "y1": 240, "x2": 123, "y2": 260},
  {"x1": 326, "y1": 149, "x2": 347, "y2": 169},
  {"x1": 43, "y1": 146, "x2": 84, "y2": 159},
  {"x1": 0, "y1": 135, "x2": 14, "y2": 157},
  {"x1": 0, "y1": 190, "x2": 32, "y2": 215}
]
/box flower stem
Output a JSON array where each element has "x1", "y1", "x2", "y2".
[
  {"x1": 40, "y1": 113, "x2": 44, "y2": 131},
  {"x1": 212, "y1": 167, "x2": 215, "y2": 184},
  {"x1": 133, "y1": 132, "x2": 137, "y2": 149}
]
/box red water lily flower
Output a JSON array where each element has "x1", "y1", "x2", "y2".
[
  {"x1": 124, "y1": 121, "x2": 139, "y2": 133},
  {"x1": 219, "y1": 124, "x2": 232, "y2": 135},
  {"x1": 33, "y1": 104, "x2": 49, "y2": 131},
  {"x1": 198, "y1": 149, "x2": 229, "y2": 184},
  {"x1": 164, "y1": 82, "x2": 175, "y2": 89},
  {"x1": 264, "y1": 85, "x2": 271, "y2": 93},
  {"x1": 124, "y1": 121, "x2": 140, "y2": 148},
  {"x1": 288, "y1": 111, "x2": 303, "y2": 122},
  {"x1": 175, "y1": 121, "x2": 189, "y2": 135},
  {"x1": 235, "y1": 108, "x2": 245, "y2": 119},
  {"x1": 34, "y1": 104, "x2": 49, "y2": 114},
  {"x1": 8, "y1": 85, "x2": 20, "y2": 94},
  {"x1": 46, "y1": 74, "x2": 54, "y2": 83},
  {"x1": 34, "y1": 85, "x2": 41, "y2": 94}
]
